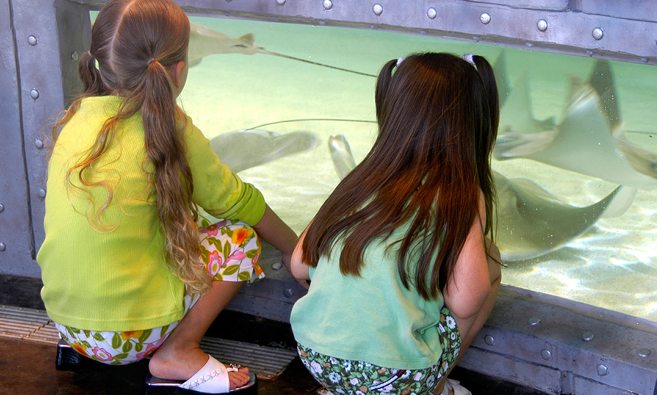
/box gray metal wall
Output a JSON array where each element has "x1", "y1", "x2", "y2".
[{"x1": 1, "y1": 1, "x2": 656, "y2": 394}]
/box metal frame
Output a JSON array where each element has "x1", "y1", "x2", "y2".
[
  {"x1": 0, "y1": 1, "x2": 656, "y2": 393},
  {"x1": 462, "y1": 286, "x2": 657, "y2": 394}
]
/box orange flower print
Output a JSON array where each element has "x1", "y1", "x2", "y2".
[
  {"x1": 207, "y1": 250, "x2": 223, "y2": 274},
  {"x1": 71, "y1": 342, "x2": 88, "y2": 356},
  {"x1": 253, "y1": 262, "x2": 263, "y2": 276},
  {"x1": 120, "y1": 330, "x2": 143, "y2": 341},
  {"x1": 231, "y1": 228, "x2": 252, "y2": 247}
]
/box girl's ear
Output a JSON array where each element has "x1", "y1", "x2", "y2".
[{"x1": 171, "y1": 60, "x2": 185, "y2": 87}]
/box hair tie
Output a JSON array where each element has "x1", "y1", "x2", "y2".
[
  {"x1": 396, "y1": 57, "x2": 404, "y2": 68},
  {"x1": 148, "y1": 58, "x2": 156, "y2": 66},
  {"x1": 462, "y1": 53, "x2": 476, "y2": 66}
]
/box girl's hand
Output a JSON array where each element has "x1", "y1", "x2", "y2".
[{"x1": 283, "y1": 251, "x2": 310, "y2": 289}]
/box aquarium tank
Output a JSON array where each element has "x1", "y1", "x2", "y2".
[{"x1": 172, "y1": 13, "x2": 657, "y2": 321}]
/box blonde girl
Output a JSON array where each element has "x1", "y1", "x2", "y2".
[{"x1": 37, "y1": 0, "x2": 297, "y2": 392}]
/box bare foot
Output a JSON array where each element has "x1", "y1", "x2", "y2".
[{"x1": 229, "y1": 368, "x2": 251, "y2": 389}]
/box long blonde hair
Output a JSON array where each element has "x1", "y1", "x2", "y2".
[{"x1": 52, "y1": 0, "x2": 211, "y2": 294}]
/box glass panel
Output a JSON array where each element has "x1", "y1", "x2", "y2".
[{"x1": 94, "y1": 12, "x2": 657, "y2": 320}]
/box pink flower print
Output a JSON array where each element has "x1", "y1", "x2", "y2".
[
  {"x1": 202, "y1": 221, "x2": 227, "y2": 237},
  {"x1": 136, "y1": 336, "x2": 167, "y2": 360},
  {"x1": 207, "y1": 250, "x2": 223, "y2": 275},
  {"x1": 225, "y1": 250, "x2": 246, "y2": 266},
  {"x1": 91, "y1": 347, "x2": 114, "y2": 362}
]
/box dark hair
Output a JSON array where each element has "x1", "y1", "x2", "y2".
[
  {"x1": 302, "y1": 52, "x2": 499, "y2": 300},
  {"x1": 51, "y1": 0, "x2": 209, "y2": 293}
]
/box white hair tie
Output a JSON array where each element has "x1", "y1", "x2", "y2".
[
  {"x1": 462, "y1": 53, "x2": 475, "y2": 66},
  {"x1": 396, "y1": 57, "x2": 404, "y2": 68}
]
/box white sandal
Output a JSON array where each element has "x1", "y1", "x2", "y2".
[
  {"x1": 441, "y1": 379, "x2": 472, "y2": 395},
  {"x1": 145, "y1": 355, "x2": 257, "y2": 394}
]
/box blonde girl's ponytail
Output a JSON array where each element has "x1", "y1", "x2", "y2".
[{"x1": 142, "y1": 58, "x2": 209, "y2": 295}]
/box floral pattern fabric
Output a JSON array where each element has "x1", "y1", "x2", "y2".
[
  {"x1": 298, "y1": 306, "x2": 461, "y2": 395},
  {"x1": 55, "y1": 219, "x2": 263, "y2": 365}
]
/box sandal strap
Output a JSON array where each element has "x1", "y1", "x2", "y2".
[{"x1": 179, "y1": 355, "x2": 230, "y2": 393}]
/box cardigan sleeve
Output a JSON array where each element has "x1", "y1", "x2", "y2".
[{"x1": 184, "y1": 117, "x2": 266, "y2": 226}]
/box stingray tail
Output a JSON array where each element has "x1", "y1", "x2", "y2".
[{"x1": 259, "y1": 49, "x2": 377, "y2": 78}]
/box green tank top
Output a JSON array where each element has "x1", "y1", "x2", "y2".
[{"x1": 290, "y1": 226, "x2": 446, "y2": 370}]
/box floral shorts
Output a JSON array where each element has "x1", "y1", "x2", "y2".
[
  {"x1": 298, "y1": 307, "x2": 461, "y2": 395},
  {"x1": 55, "y1": 219, "x2": 264, "y2": 365}
]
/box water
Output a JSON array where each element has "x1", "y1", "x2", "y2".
[{"x1": 179, "y1": 16, "x2": 657, "y2": 320}]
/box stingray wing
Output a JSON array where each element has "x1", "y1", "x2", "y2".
[{"x1": 494, "y1": 171, "x2": 623, "y2": 261}]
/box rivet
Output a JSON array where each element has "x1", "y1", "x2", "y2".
[
  {"x1": 35, "y1": 139, "x2": 44, "y2": 149},
  {"x1": 641, "y1": 57, "x2": 648, "y2": 63},
  {"x1": 484, "y1": 335, "x2": 495, "y2": 345},
  {"x1": 528, "y1": 317, "x2": 541, "y2": 326},
  {"x1": 28, "y1": 35, "x2": 38, "y2": 46},
  {"x1": 540, "y1": 349, "x2": 552, "y2": 360},
  {"x1": 582, "y1": 331, "x2": 595, "y2": 342},
  {"x1": 71, "y1": 52, "x2": 79, "y2": 61},
  {"x1": 275, "y1": 0, "x2": 286, "y2": 5},
  {"x1": 537, "y1": 19, "x2": 548, "y2": 31},
  {"x1": 0, "y1": 243, "x2": 5, "y2": 252},
  {"x1": 480, "y1": 13, "x2": 491, "y2": 24},
  {"x1": 373, "y1": 4, "x2": 383, "y2": 16},
  {"x1": 596, "y1": 364, "x2": 608, "y2": 376},
  {"x1": 472, "y1": 36, "x2": 481, "y2": 42},
  {"x1": 30, "y1": 89, "x2": 40, "y2": 100},
  {"x1": 0, "y1": 203, "x2": 4, "y2": 213},
  {"x1": 427, "y1": 7, "x2": 437, "y2": 19},
  {"x1": 283, "y1": 288, "x2": 294, "y2": 298},
  {"x1": 638, "y1": 349, "x2": 651, "y2": 358},
  {"x1": 272, "y1": 262, "x2": 283, "y2": 270},
  {"x1": 526, "y1": 42, "x2": 534, "y2": 47},
  {"x1": 38, "y1": 189, "x2": 46, "y2": 198},
  {"x1": 420, "y1": 30, "x2": 427, "y2": 35},
  {"x1": 586, "y1": 50, "x2": 594, "y2": 56},
  {"x1": 322, "y1": 0, "x2": 333, "y2": 10},
  {"x1": 592, "y1": 27, "x2": 604, "y2": 40}
]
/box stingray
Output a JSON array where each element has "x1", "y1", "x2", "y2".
[
  {"x1": 492, "y1": 171, "x2": 632, "y2": 261},
  {"x1": 209, "y1": 129, "x2": 319, "y2": 173},
  {"x1": 326, "y1": 133, "x2": 633, "y2": 261},
  {"x1": 493, "y1": 55, "x2": 657, "y2": 190},
  {"x1": 188, "y1": 22, "x2": 375, "y2": 77},
  {"x1": 328, "y1": 135, "x2": 357, "y2": 180}
]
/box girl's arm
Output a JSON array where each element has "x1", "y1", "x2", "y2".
[
  {"x1": 290, "y1": 227, "x2": 311, "y2": 281},
  {"x1": 253, "y1": 204, "x2": 298, "y2": 276},
  {"x1": 443, "y1": 193, "x2": 502, "y2": 354}
]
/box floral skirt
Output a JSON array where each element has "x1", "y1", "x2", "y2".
[
  {"x1": 55, "y1": 219, "x2": 263, "y2": 365},
  {"x1": 298, "y1": 307, "x2": 461, "y2": 395}
]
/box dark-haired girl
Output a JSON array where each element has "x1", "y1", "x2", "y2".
[
  {"x1": 37, "y1": 0, "x2": 298, "y2": 392},
  {"x1": 290, "y1": 53, "x2": 502, "y2": 395}
]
